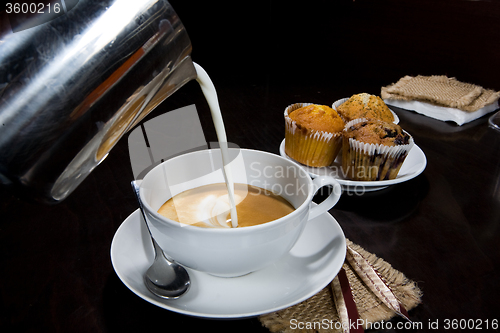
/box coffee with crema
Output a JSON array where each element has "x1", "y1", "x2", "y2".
[{"x1": 157, "y1": 183, "x2": 295, "y2": 228}]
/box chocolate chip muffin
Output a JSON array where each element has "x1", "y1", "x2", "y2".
[
  {"x1": 343, "y1": 119, "x2": 410, "y2": 146},
  {"x1": 342, "y1": 119, "x2": 413, "y2": 181},
  {"x1": 336, "y1": 93, "x2": 394, "y2": 123}
]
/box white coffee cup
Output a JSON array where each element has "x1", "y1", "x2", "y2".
[{"x1": 140, "y1": 148, "x2": 342, "y2": 277}]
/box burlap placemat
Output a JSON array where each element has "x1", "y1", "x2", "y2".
[
  {"x1": 259, "y1": 239, "x2": 422, "y2": 333},
  {"x1": 381, "y1": 75, "x2": 500, "y2": 112}
]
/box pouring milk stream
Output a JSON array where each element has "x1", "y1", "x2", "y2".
[{"x1": 193, "y1": 63, "x2": 239, "y2": 228}]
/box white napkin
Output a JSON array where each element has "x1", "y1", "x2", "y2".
[{"x1": 384, "y1": 98, "x2": 499, "y2": 126}]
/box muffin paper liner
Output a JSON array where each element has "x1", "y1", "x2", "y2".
[
  {"x1": 284, "y1": 103, "x2": 342, "y2": 167},
  {"x1": 342, "y1": 118, "x2": 414, "y2": 181}
]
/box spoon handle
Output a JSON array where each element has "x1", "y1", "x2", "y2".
[{"x1": 131, "y1": 180, "x2": 161, "y2": 258}]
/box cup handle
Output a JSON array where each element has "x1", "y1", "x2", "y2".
[{"x1": 307, "y1": 176, "x2": 342, "y2": 221}]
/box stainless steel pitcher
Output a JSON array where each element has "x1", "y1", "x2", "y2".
[{"x1": 0, "y1": 0, "x2": 197, "y2": 203}]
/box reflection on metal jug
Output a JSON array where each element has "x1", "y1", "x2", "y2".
[{"x1": 0, "y1": 0, "x2": 197, "y2": 203}]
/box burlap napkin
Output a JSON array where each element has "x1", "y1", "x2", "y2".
[
  {"x1": 259, "y1": 239, "x2": 422, "y2": 333},
  {"x1": 381, "y1": 75, "x2": 500, "y2": 112}
]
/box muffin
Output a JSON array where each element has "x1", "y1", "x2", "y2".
[
  {"x1": 342, "y1": 118, "x2": 413, "y2": 181},
  {"x1": 336, "y1": 93, "x2": 394, "y2": 123},
  {"x1": 285, "y1": 103, "x2": 345, "y2": 167}
]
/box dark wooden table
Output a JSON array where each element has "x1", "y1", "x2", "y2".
[{"x1": 2, "y1": 1, "x2": 500, "y2": 332}]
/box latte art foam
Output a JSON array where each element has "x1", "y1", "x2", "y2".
[{"x1": 157, "y1": 183, "x2": 295, "y2": 228}]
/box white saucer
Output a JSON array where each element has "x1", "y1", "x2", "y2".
[
  {"x1": 279, "y1": 139, "x2": 427, "y2": 192},
  {"x1": 110, "y1": 209, "x2": 346, "y2": 319}
]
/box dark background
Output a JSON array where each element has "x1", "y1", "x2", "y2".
[
  {"x1": 1, "y1": 0, "x2": 500, "y2": 332},
  {"x1": 171, "y1": 0, "x2": 500, "y2": 91}
]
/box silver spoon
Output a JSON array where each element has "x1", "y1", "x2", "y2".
[{"x1": 131, "y1": 181, "x2": 190, "y2": 299}]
